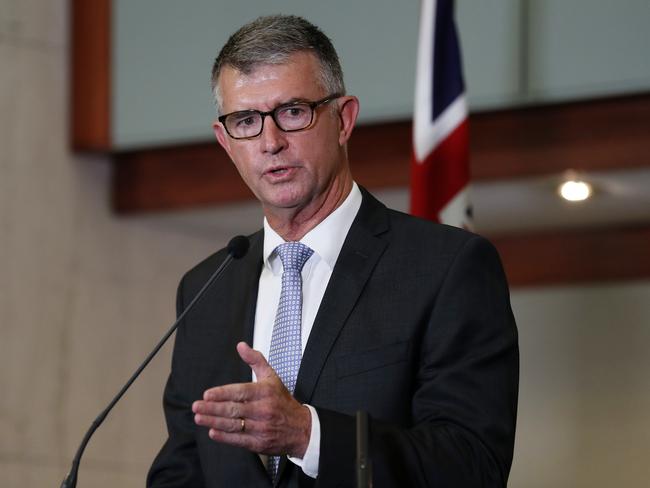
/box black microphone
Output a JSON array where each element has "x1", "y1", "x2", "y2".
[
  {"x1": 60, "y1": 235, "x2": 250, "y2": 488},
  {"x1": 356, "y1": 410, "x2": 372, "y2": 488}
]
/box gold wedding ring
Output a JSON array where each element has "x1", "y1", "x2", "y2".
[{"x1": 240, "y1": 417, "x2": 246, "y2": 433}]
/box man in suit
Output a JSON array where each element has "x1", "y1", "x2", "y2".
[{"x1": 148, "y1": 15, "x2": 518, "y2": 488}]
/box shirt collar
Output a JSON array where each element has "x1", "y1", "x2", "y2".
[{"x1": 262, "y1": 182, "x2": 362, "y2": 274}]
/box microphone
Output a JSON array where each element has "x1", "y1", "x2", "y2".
[
  {"x1": 356, "y1": 410, "x2": 372, "y2": 488},
  {"x1": 227, "y1": 234, "x2": 249, "y2": 259},
  {"x1": 60, "y1": 235, "x2": 250, "y2": 488}
]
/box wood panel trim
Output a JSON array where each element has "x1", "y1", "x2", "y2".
[
  {"x1": 470, "y1": 93, "x2": 650, "y2": 180},
  {"x1": 491, "y1": 225, "x2": 650, "y2": 287},
  {"x1": 112, "y1": 93, "x2": 650, "y2": 213},
  {"x1": 71, "y1": 0, "x2": 111, "y2": 150},
  {"x1": 113, "y1": 142, "x2": 252, "y2": 212}
]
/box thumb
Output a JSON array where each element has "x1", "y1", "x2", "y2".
[{"x1": 236, "y1": 342, "x2": 275, "y2": 380}]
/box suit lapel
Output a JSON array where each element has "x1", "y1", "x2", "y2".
[{"x1": 294, "y1": 189, "x2": 390, "y2": 404}]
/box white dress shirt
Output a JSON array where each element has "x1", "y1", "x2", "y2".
[{"x1": 252, "y1": 182, "x2": 362, "y2": 478}]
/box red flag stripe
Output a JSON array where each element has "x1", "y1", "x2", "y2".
[{"x1": 410, "y1": 119, "x2": 469, "y2": 221}]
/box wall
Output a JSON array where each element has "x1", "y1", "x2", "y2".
[
  {"x1": 1, "y1": 1, "x2": 649, "y2": 486},
  {"x1": 509, "y1": 282, "x2": 650, "y2": 487}
]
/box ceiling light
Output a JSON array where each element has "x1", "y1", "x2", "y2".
[{"x1": 558, "y1": 180, "x2": 593, "y2": 202}]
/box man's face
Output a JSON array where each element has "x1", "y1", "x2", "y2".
[{"x1": 213, "y1": 51, "x2": 357, "y2": 216}]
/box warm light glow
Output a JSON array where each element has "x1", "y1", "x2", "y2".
[{"x1": 559, "y1": 180, "x2": 593, "y2": 202}]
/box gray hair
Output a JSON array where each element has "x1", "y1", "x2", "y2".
[{"x1": 211, "y1": 15, "x2": 345, "y2": 113}]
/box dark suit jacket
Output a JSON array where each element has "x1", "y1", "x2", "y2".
[{"x1": 148, "y1": 188, "x2": 519, "y2": 487}]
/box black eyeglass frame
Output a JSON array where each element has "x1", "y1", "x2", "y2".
[{"x1": 218, "y1": 94, "x2": 342, "y2": 140}]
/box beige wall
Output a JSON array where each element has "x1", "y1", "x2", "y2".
[
  {"x1": 1, "y1": 1, "x2": 649, "y2": 486},
  {"x1": 509, "y1": 282, "x2": 650, "y2": 487}
]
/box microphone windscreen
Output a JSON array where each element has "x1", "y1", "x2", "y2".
[{"x1": 227, "y1": 235, "x2": 250, "y2": 259}]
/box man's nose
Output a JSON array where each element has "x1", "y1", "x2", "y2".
[{"x1": 260, "y1": 115, "x2": 287, "y2": 154}]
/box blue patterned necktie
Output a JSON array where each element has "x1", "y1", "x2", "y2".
[{"x1": 267, "y1": 241, "x2": 313, "y2": 481}]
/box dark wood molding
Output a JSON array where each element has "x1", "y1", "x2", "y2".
[
  {"x1": 470, "y1": 93, "x2": 650, "y2": 180},
  {"x1": 71, "y1": 0, "x2": 111, "y2": 150},
  {"x1": 112, "y1": 93, "x2": 650, "y2": 213},
  {"x1": 491, "y1": 225, "x2": 650, "y2": 287},
  {"x1": 113, "y1": 142, "x2": 253, "y2": 212}
]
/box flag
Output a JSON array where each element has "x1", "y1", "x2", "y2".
[{"x1": 410, "y1": 0, "x2": 472, "y2": 228}]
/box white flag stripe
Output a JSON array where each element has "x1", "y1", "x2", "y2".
[
  {"x1": 413, "y1": 0, "x2": 434, "y2": 159},
  {"x1": 414, "y1": 94, "x2": 467, "y2": 162}
]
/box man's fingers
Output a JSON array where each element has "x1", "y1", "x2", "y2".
[
  {"x1": 236, "y1": 342, "x2": 276, "y2": 380},
  {"x1": 207, "y1": 428, "x2": 274, "y2": 455},
  {"x1": 202, "y1": 381, "x2": 257, "y2": 402},
  {"x1": 192, "y1": 343, "x2": 296, "y2": 455},
  {"x1": 194, "y1": 412, "x2": 251, "y2": 434},
  {"x1": 192, "y1": 399, "x2": 252, "y2": 419},
  {"x1": 195, "y1": 414, "x2": 275, "y2": 452}
]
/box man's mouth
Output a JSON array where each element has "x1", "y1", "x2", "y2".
[{"x1": 264, "y1": 165, "x2": 297, "y2": 178}]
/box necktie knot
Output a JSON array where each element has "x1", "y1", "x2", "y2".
[{"x1": 275, "y1": 242, "x2": 313, "y2": 273}]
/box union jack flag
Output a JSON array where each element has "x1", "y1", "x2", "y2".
[{"x1": 410, "y1": 0, "x2": 472, "y2": 229}]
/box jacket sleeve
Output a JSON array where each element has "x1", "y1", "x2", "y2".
[{"x1": 316, "y1": 236, "x2": 519, "y2": 488}]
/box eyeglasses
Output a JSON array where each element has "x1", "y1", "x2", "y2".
[{"x1": 218, "y1": 94, "x2": 342, "y2": 140}]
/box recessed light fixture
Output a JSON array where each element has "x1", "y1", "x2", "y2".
[{"x1": 558, "y1": 179, "x2": 593, "y2": 202}]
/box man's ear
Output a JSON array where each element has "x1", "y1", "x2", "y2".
[
  {"x1": 213, "y1": 121, "x2": 233, "y2": 158},
  {"x1": 337, "y1": 96, "x2": 360, "y2": 146}
]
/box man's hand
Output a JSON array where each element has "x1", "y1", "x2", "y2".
[{"x1": 192, "y1": 342, "x2": 311, "y2": 458}]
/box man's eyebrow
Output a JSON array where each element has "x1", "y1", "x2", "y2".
[
  {"x1": 227, "y1": 97, "x2": 309, "y2": 115},
  {"x1": 276, "y1": 97, "x2": 310, "y2": 106}
]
